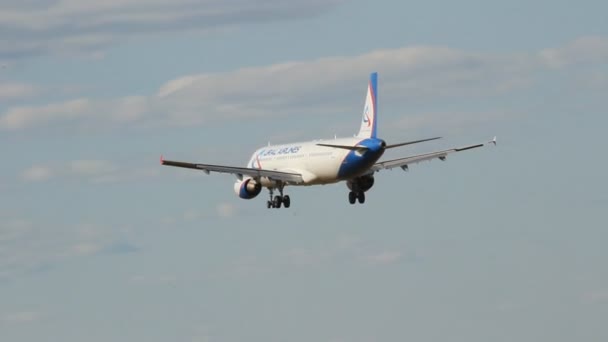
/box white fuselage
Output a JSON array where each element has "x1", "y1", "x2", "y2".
[{"x1": 246, "y1": 137, "x2": 385, "y2": 187}]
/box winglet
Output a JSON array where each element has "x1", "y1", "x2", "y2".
[
  {"x1": 160, "y1": 155, "x2": 164, "y2": 165},
  {"x1": 491, "y1": 136, "x2": 497, "y2": 146}
]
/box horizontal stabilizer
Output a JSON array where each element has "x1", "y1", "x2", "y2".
[
  {"x1": 385, "y1": 137, "x2": 441, "y2": 149},
  {"x1": 316, "y1": 143, "x2": 369, "y2": 152}
]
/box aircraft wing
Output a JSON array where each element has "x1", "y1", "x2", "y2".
[
  {"x1": 161, "y1": 157, "x2": 304, "y2": 184},
  {"x1": 371, "y1": 137, "x2": 496, "y2": 172}
]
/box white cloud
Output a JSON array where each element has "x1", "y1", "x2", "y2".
[
  {"x1": 158, "y1": 75, "x2": 198, "y2": 97},
  {"x1": 582, "y1": 290, "x2": 608, "y2": 303},
  {"x1": 0, "y1": 220, "x2": 133, "y2": 281},
  {"x1": 0, "y1": 96, "x2": 152, "y2": 131},
  {"x1": 0, "y1": 98, "x2": 90, "y2": 130},
  {"x1": 216, "y1": 202, "x2": 237, "y2": 218},
  {"x1": 190, "y1": 325, "x2": 213, "y2": 342},
  {"x1": 167, "y1": 204, "x2": 241, "y2": 224},
  {"x1": 539, "y1": 36, "x2": 608, "y2": 68},
  {"x1": 128, "y1": 274, "x2": 177, "y2": 285},
  {"x1": 69, "y1": 159, "x2": 118, "y2": 176},
  {"x1": 21, "y1": 165, "x2": 53, "y2": 182},
  {"x1": 496, "y1": 299, "x2": 522, "y2": 312},
  {"x1": 364, "y1": 251, "x2": 403, "y2": 265},
  {"x1": 19, "y1": 159, "x2": 159, "y2": 184},
  {"x1": 2, "y1": 36, "x2": 608, "y2": 132},
  {"x1": 391, "y1": 110, "x2": 512, "y2": 135},
  {"x1": 0, "y1": 82, "x2": 37, "y2": 100},
  {"x1": 335, "y1": 235, "x2": 362, "y2": 250},
  {"x1": 0, "y1": 0, "x2": 342, "y2": 61},
  {"x1": 285, "y1": 247, "x2": 329, "y2": 267},
  {"x1": 226, "y1": 235, "x2": 415, "y2": 278},
  {"x1": 228, "y1": 255, "x2": 271, "y2": 278},
  {"x1": 183, "y1": 209, "x2": 204, "y2": 222},
  {"x1": 0, "y1": 311, "x2": 42, "y2": 325},
  {"x1": 0, "y1": 219, "x2": 33, "y2": 243},
  {"x1": 0, "y1": 47, "x2": 513, "y2": 131},
  {"x1": 71, "y1": 242, "x2": 103, "y2": 256}
]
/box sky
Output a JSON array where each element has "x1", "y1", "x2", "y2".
[{"x1": 1, "y1": 0, "x2": 607, "y2": 341}]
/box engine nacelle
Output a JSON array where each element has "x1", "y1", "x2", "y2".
[
  {"x1": 234, "y1": 178, "x2": 262, "y2": 199},
  {"x1": 347, "y1": 175, "x2": 375, "y2": 192}
]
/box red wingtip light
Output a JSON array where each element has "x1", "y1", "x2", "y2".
[{"x1": 160, "y1": 154, "x2": 164, "y2": 164}]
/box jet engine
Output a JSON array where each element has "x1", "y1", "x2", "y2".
[
  {"x1": 347, "y1": 174, "x2": 375, "y2": 192},
  {"x1": 234, "y1": 178, "x2": 262, "y2": 199}
]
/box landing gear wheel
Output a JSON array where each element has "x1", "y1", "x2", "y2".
[
  {"x1": 283, "y1": 195, "x2": 291, "y2": 208},
  {"x1": 273, "y1": 195, "x2": 282, "y2": 208},
  {"x1": 267, "y1": 200, "x2": 272, "y2": 209},
  {"x1": 357, "y1": 191, "x2": 365, "y2": 204},
  {"x1": 348, "y1": 191, "x2": 356, "y2": 204}
]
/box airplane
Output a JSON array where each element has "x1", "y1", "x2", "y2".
[{"x1": 161, "y1": 72, "x2": 496, "y2": 209}]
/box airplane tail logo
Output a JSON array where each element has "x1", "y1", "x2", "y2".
[
  {"x1": 357, "y1": 72, "x2": 378, "y2": 138},
  {"x1": 363, "y1": 105, "x2": 371, "y2": 127}
]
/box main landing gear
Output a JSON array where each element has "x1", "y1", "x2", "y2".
[
  {"x1": 348, "y1": 191, "x2": 365, "y2": 205},
  {"x1": 346, "y1": 175, "x2": 373, "y2": 205},
  {"x1": 266, "y1": 185, "x2": 291, "y2": 209}
]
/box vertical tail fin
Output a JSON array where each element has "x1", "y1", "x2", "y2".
[{"x1": 356, "y1": 72, "x2": 378, "y2": 139}]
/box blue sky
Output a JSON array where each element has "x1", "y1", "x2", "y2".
[{"x1": 1, "y1": 0, "x2": 607, "y2": 341}]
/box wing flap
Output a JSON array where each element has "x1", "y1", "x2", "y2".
[
  {"x1": 161, "y1": 157, "x2": 304, "y2": 183},
  {"x1": 372, "y1": 137, "x2": 496, "y2": 172}
]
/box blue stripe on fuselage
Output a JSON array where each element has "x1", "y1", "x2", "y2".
[{"x1": 337, "y1": 138, "x2": 385, "y2": 179}]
